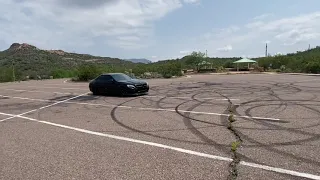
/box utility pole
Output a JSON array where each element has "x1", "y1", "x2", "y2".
[
  {"x1": 265, "y1": 43, "x2": 268, "y2": 57},
  {"x1": 206, "y1": 50, "x2": 208, "y2": 57}
]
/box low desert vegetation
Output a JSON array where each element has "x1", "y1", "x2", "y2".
[{"x1": 1, "y1": 43, "x2": 320, "y2": 82}]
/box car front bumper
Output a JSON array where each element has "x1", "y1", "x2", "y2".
[{"x1": 124, "y1": 86, "x2": 149, "y2": 95}]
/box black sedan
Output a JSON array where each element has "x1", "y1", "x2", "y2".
[{"x1": 89, "y1": 73, "x2": 149, "y2": 96}]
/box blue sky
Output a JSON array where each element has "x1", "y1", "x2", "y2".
[{"x1": 1, "y1": 0, "x2": 320, "y2": 61}]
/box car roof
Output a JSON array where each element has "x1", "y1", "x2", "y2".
[{"x1": 101, "y1": 73, "x2": 125, "y2": 76}]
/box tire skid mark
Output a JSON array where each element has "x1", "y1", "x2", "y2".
[
  {"x1": 233, "y1": 82, "x2": 320, "y2": 169},
  {"x1": 109, "y1": 95, "x2": 229, "y2": 146}
]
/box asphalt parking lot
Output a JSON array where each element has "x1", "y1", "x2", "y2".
[{"x1": 1, "y1": 74, "x2": 320, "y2": 180}]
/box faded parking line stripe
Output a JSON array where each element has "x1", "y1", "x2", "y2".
[
  {"x1": 2, "y1": 88, "x2": 239, "y2": 101},
  {"x1": 0, "y1": 94, "x2": 280, "y2": 121},
  {"x1": 144, "y1": 95, "x2": 240, "y2": 101},
  {"x1": 0, "y1": 95, "x2": 51, "y2": 102},
  {"x1": 25, "y1": 85, "x2": 85, "y2": 90},
  {"x1": 1, "y1": 111, "x2": 319, "y2": 180},
  {"x1": 0, "y1": 92, "x2": 89, "y2": 122},
  {"x1": 4, "y1": 89, "x2": 73, "y2": 95}
]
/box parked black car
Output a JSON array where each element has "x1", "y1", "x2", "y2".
[{"x1": 89, "y1": 73, "x2": 149, "y2": 96}]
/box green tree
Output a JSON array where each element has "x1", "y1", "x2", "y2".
[
  {"x1": 184, "y1": 51, "x2": 206, "y2": 69},
  {"x1": 305, "y1": 61, "x2": 320, "y2": 73},
  {"x1": 76, "y1": 64, "x2": 103, "y2": 81},
  {"x1": 0, "y1": 67, "x2": 14, "y2": 82}
]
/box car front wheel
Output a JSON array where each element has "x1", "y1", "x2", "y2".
[{"x1": 92, "y1": 87, "x2": 99, "y2": 95}]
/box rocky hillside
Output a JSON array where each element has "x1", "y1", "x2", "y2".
[
  {"x1": 125, "y1": 58, "x2": 152, "y2": 64},
  {"x1": 0, "y1": 43, "x2": 134, "y2": 79}
]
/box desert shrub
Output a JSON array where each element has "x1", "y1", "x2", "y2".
[
  {"x1": 305, "y1": 61, "x2": 320, "y2": 73},
  {"x1": 51, "y1": 69, "x2": 76, "y2": 79},
  {"x1": 217, "y1": 66, "x2": 226, "y2": 73},
  {"x1": 0, "y1": 67, "x2": 13, "y2": 82},
  {"x1": 163, "y1": 73, "x2": 173, "y2": 78},
  {"x1": 75, "y1": 64, "x2": 103, "y2": 81}
]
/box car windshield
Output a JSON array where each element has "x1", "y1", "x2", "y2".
[{"x1": 111, "y1": 74, "x2": 132, "y2": 81}]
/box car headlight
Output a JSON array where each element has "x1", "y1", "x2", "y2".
[{"x1": 127, "y1": 84, "x2": 135, "y2": 89}]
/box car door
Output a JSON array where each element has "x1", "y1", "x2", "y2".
[{"x1": 94, "y1": 75, "x2": 114, "y2": 93}]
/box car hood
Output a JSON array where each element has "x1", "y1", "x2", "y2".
[{"x1": 118, "y1": 79, "x2": 146, "y2": 85}]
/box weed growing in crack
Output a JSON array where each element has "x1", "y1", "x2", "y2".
[
  {"x1": 226, "y1": 107, "x2": 242, "y2": 180},
  {"x1": 231, "y1": 141, "x2": 241, "y2": 152},
  {"x1": 228, "y1": 114, "x2": 236, "y2": 123},
  {"x1": 227, "y1": 114, "x2": 235, "y2": 130}
]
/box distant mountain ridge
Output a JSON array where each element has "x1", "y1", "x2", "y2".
[
  {"x1": 125, "y1": 58, "x2": 152, "y2": 64},
  {"x1": 5, "y1": 43, "x2": 153, "y2": 64}
]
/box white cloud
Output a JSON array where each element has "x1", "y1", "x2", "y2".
[
  {"x1": 245, "y1": 21, "x2": 264, "y2": 29},
  {"x1": 179, "y1": 50, "x2": 191, "y2": 54},
  {"x1": 254, "y1": 12, "x2": 320, "y2": 31},
  {"x1": 0, "y1": 0, "x2": 184, "y2": 51},
  {"x1": 197, "y1": 11, "x2": 320, "y2": 57},
  {"x1": 264, "y1": 40, "x2": 271, "y2": 44},
  {"x1": 275, "y1": 28, "x2": 320, "y2": 45},
  {"x1": 249, "y1": 12, "x2": 320, "y2": 45},
  {"x1": 217, "y1": 45, "x2": 232, "y2": 52},
  {"x1": 253, "y1": 13, "x2": 274, "y2": 20},
  {"x1": 117, "y1": 36, "x2": 141, "y2": 41},
  {"x1": 107, "y1": 40, "x2": 148, "y2": 50},
  {"x1": 183, "y1": 0, "x2": 200, "y2": 4},
  {"x1": 203, "y1": 26, "x2": 240, "y2": 40}
]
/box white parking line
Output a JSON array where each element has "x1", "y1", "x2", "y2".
[
  {"x1": 0, "y1": 93, "x2": 89, "y2": 122},
  {"x1": 4, "y1": 89, "x2": 72, "y2": 95},
  {"x1": 295, "y1": 78, "x2": 320, "y2": 83},
  {"x1": 0, "y1": 94, "x2": 279, "y2": 121},
  {"x1": 1, "y1": 88, "x2": 239, "y2": 101},
  {"x1": 1, "y1": 111, "x2": 319, "y2": 180},
  {"x1": 240, "y1": 161, "x2": 320, "y2": 180},
  {"x1": 144, "y1": 95, "x2": 240, "y2": 101},
  {"x1": 25, "y1": 85, "x2": 85, "y2": 90},
  {"x1": 0, "y1": 112, "x2": 14, "y2": 117},
  {"x1": 0, "y1": 95, "x2": 51, "y2": 102},
  {"x1": 53, "y1": 84, "x2": 86, "y2": 87}
]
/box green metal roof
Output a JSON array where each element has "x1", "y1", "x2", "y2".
[{"x1": 233, "y1": 58, "x2": 257, "y2": 63}]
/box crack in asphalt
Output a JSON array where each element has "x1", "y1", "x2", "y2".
[
  {"x1": 215, "y1": 91, "x2": 243, "y2": 180},
  {"x1": 226, "y1": 105, "x2": 242, "y2": 180}
]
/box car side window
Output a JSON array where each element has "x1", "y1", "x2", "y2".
[{"x1": 96, "y1": 75, "x2": 113, "y2": 82}]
